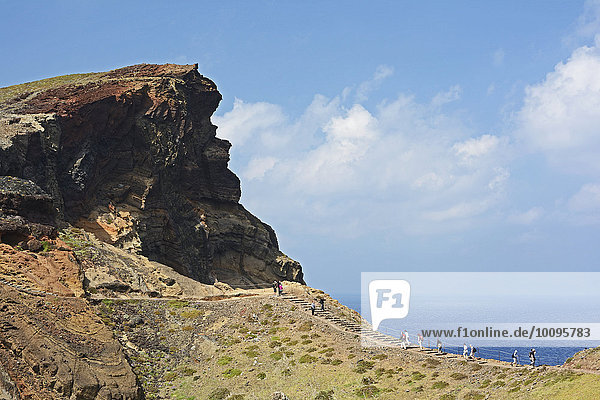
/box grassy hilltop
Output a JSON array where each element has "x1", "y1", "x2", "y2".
[{"x1": 95, "y1": 290, "x2": 600, "y2": 400}]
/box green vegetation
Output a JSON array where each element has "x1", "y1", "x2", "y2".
[
  {"x1": 463, "y1": 391, "x2": 485, "y2": 400},
  {"x1": 41, "y1": 240, "x2": 51, "y2": 252},
  {"x1": 450, "y1": 372, "x2": 468, "y2": 380},
  {"x1": 91, "y1": 288, "x2": 600, "y2": 399},
  {"x1": 59, "y1": 229, "x2": 93, "y2": 257},
  {"x1": 180, "y1": 309, "x2": 203, "y2": 318},
  {"x1": 354, "y1": 360, "x2": 375, "y2": 373},
  {"x1": 411, "y1": 371, "x2": 426, "y2": 381},
  {"x1": 217, "y1": 356, "x2": 233, "y2": 365},
  {"x1": 222, "y1": 368, "x2": 242, "y2": 378},
  {"x1": 167, "y1": 300, "x2": 189, "y2": 308},
  {"x1": 0, "y1": 72, "x2": 103, "y2": 104},
  {"x1": 354, "y1": 385, "x2": 379, "y2": 398},
  {"x1": 432, "y1": 381, "x2": 449, "y2": 389},
  {"x1": 207, "y1": 388, "x2": 230, "y2": 400},
  {"x1": 299, "y1": 354, "x2": 317, "y2": 363}
]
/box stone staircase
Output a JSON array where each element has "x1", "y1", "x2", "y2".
[
  {"x1": 279, "y1": 293, "x2": 490, "y2": 366},
  {"x1": 280, "y1": 293, "x2": 419, "y2": 348}
]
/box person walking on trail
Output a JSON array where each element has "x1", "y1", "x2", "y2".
[
  {"x1": 319, "y1": 297, "x2": 325, "y2": 311},
  {"x1": 278, "y1": 281, "x2": 283, "y2": 295},
  {"x1": 418, "y1": 333, "x2": 424, "y2": 350},
  {"x1": 512, "y1": 350, "x2": 518, "y2": 367},
  {"x1": 272, "y1": 280, "x2": 278, "y2": 295},
  {"x1": 469, "y1": 344, "x2": 476, "y2": 360},
  {"x1": 310, "y1": 301, "x2": 316, "y2": 316},
  {"x1": 529, "y1": 348, "x2": 536, "y2": 368},
  {"x1": 400, "y1": 332, "x2": 407, "y2": 349},
  {"x1": 404, "y1": 330, "x2": 410, "y2": 346},
  {"x1": 463, "y1": 343, "x2": 468, "y2": 359},
  {"x1": 437, "y1": 339, "x2": 443, "y2": 353}
]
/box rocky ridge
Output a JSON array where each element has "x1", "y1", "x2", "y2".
[
  {"x1": 0, "y1": 64, "x2": 304, "y2": 399},
  {"x1": 0, "y1": 63, "x2": 303, "y2": 286}
]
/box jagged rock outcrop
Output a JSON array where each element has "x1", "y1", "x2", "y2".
[
  {"x1": 0, "y1": 176, "x2": 57, "y2": 247},
  {"x1": 0, "y1": 64, "x2": 303, "y2": 285}
]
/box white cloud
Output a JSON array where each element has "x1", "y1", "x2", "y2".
[
  {"x1": 509, "y1": 207, "x2": 544, "y2": 225},
  {"x1": 568, "y1": 183, "x2": 600, "y2": 212},
  {"x1": 516, "y1": 37, "x2": 600, "y2": 174},
  {"x1": 566, "y1": 183, "x2": 600, "y2": 224},
  {"x1": 355, "y1": 64, "x2": 394, "y2": 102},
  {"x1": 573, "y1": 0, "x2": 600, "y2": 41},
  {"x1": 214, "y1": 70, "x2": 511, "y2": 237},
  {"x1": 453, "y1": 134, "x2": 501, "y2": 163},
  {"x1": 422, "y1": 200, "x2": 493, "y2": 222},
  {"x1": 431, "y1": 85, "x2": 462, "y2": 107},
  {"x1": 244, "y1": 157, "x2": 277, "y2": 181},
  {"x1": 214, "y1": 98, "x2": 286, "y2": 147}
]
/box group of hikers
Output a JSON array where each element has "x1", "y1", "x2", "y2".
[
  {"x1": 433, "y1": 339, "x2": 478, "y2": 359},
  {"x1": 310, "y1": 298, "x2": 325, "y2": 315},
  {"x1": 272, "y1": 280, "x2": 284, "y2": 296},
  {"x1": 419, "y1": 337, "x2": 538, "y2": 368},
  {"x1": 296, "y1": 297, "x2": 540, "y2": 368},
  {"x1": 512, "y1": 348, "x2": 537, "y2": 368}
]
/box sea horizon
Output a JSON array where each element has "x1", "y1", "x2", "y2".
[{"x1": 332, "y1": 292, "x2": 596, "y2": 366}]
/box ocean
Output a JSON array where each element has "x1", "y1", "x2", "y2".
[{"x1": 334, "y1": 292, "x2": 596, "y2": 366}]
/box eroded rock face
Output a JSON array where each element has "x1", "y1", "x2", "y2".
[
  {"x1": 0, "y1": 176, "x2": 57, "y2": 246},
  {"x1": 0, "y1": 285, "x2": 141, "y2": 400},
  {"x1": 0, "y1": 64, "x2": 303, "y2": 285}
]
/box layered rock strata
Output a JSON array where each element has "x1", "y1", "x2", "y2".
[{"x1": 0, "y1": 64, "x2": 303, "y2": 285}]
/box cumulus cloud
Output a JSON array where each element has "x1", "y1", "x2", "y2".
[
  {"x1": 213, "y1": 99, "x2": 287, "y2": 147},
  {"x1": 516, "y1": 36, "x2": 600, "y2": 174},
  {"x1": 244, "y1": 157, "x2": 278, "y2": 181},
  {"x1": 215, "y1": 71, "x2": 510, "y2": 237}
]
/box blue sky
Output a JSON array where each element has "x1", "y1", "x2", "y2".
[{"x1": 2, "y1": 1, "x2": 600, "y2": 296}]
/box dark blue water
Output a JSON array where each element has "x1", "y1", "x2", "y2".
[
  {"x1": 334, "y1": 293, "x2": 591, "y2": 366},
  {"x1": 438, "y1": 346, "x2": 585, "y2": 366}
]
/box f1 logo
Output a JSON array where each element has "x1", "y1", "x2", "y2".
[{"x1": 369, "y1": 280, "x2": 411, "y2": 331}]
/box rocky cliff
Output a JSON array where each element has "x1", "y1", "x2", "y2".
[{"x1": 0, "y1": 64, "x2": 303, "y2": 286}]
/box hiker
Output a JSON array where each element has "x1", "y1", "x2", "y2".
[
  {"x1": 529, "y1": 348, "x2": 536, "y2": 368},
  {"x1": 463, "y1": 343, "x2": 468, "y2": 359},
  {"x1": 469, "y1": 344, "x2": 476, "y2": 360},
  {"x1": 512, "y1": 350, "x2": 518, "y2": 366},
  {"x1": 273, "y1": 280, "x2": 278, "y2": 295},
  {"x1": 437, "y1": 339, "x2": 443, "y2": 353},
  {"x1": 310, "y1": 301, "x2": 316, "y2": 316},
  {"x1": 278, "y1": 281, "x2": 283, "y2": 295},
  {"x1": 418, "y1": 333, "x2": 424, "y2": 350},
  {"x1": 319, "y1": 297, "x2": 325, "y2": 311},
  {"x1": 404, "y1": 330, "x2": 410, "y2": 346},
  {"x1": 400, "y1": 331, "x2": 407, "y2": 349}
]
